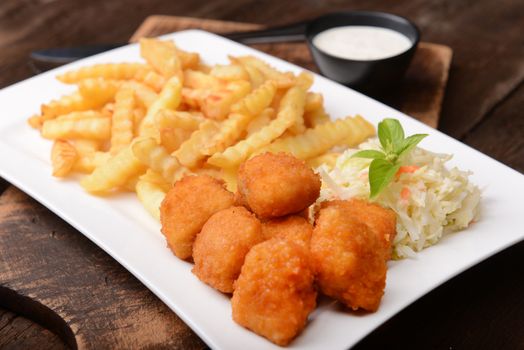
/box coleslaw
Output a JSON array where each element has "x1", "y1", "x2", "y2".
[{"x1": 317, "y1": 138, "x2": 481, "y2": 259}]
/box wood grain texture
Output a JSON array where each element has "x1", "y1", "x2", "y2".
[
  {"x1": 462, "y1": 82, "x2": 524, "y2": 173},
  {"x1": 390, "y1": 43, "x2": 452, "y2": 128},
  {"x1": 0, "y1": 309, "x2": 66, "y2": 350},
  {"x1": 132, "y1": 15, "x2": 452, "y2": 128},
  {"x1": 0, "y1": 0, "x2": 523, "y2": 348},
  {"x1": 0, "y1": 187, "x2": 206, "y2": 349}
]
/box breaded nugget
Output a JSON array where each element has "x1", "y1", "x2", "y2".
[
  {"x1": 192, "y1": 206, "x2": 263, "y2": 293},
  {"x1": 311, "y1": 200, "x2": 387, "y2": 312},
  {"x1": 324, "y1": 199, "x2": 396, "y2": 260},
  {"x1": 160, "y1": 175, "x2": 234, "y2": 260},
  {"x1": 237, "y1": 152, "x2": 321, "y2": 218},
  {"x1": 232, "y1": 238, "x2": 317, "y2": 346},
  {"x1": 261, "y1": 215, "x2": 313, "y2": 247}
]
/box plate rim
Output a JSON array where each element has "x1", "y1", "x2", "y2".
[{"x1": 0, "y1": 28, "x2": 523, "y2": 349}]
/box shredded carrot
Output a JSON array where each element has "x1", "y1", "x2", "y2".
[
  {"x1": 401, "y1": 187, "x2": 411, "y2": 200},
  {"x1": 397, "y1": 165, "x2": 420, "y2": 176}
]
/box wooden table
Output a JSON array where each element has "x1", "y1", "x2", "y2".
[{"x1": 1, "y1": 0, "x2": 523, "y2": 349}]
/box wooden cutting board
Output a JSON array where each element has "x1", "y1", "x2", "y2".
[{"x1": 0, "y1": 16, "x2": 452, "y2": 349}]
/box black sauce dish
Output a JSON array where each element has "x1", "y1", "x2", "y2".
[
  {"x1": 305, "y1": 11, "x2": 420, "y2": 94},
  {"x1": 228, "y1": 11, "x2": 420, "y2": 94}
]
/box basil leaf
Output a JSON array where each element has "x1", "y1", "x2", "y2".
[
  {"x1": 351, "y1": 150, "x2": 386, "y2": 159},
  {"x1": 397, "y1": 134, "x2": 428, "y2": 157},
  {"x1": 378, "y1": 118, "x2": 404, "y2": 153},
  {"x1": 369, "y1": 159, "x2": 401, "y2": 199}
]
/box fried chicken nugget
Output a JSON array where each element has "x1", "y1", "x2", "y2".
[
  {"x1": 232, "y1": 238, "x2": 317, "y2": 346},
  {"x1": 160, "y1": 175, "x2": 234, "y2": 260},
  {"x1": 311, "y1": 200, "x2": 388, "y2": 312},
  {"x1": 237, "y1": 152, "x2": 321, "y2": 218},
  {"x1": 192, "y1": 206, "x2": 263, "y2": 293},
  {"x1": 329, "y1": 199, "x2": 397, "y2": 260},
  {"x1": 261, "y1": 215, "x2": 313, "y2": 247}
]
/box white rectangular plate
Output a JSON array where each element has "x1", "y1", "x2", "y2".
[{"x1": 1, "y1": 30, "x2": 523, "y2": 349}]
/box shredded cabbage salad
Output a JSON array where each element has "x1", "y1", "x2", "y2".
[{"x1": 317, "y1": 138, "x2": 481, "y2": 259}]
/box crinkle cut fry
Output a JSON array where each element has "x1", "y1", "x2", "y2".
[
  {"x1": 57, "y1": 63, "x2": 146, "y2": 84},
  {"x1": 206, "y1": 85, "x2": 305, "y2": 168},
  {"x1": 78, "y1": 78, "x2": 123, "y2": 104},
  {"x1": 136, "y1": 178, "x2": 166, "y2": 221},
  {"x1": 201, "y1": 81, "x2": 279, "y2": 156},
  {"x1": 132, "y1": 137, "x2": 184, "y2": 184},
  {"x1": 124, "y1": 81, "x2": 159, "y2": 108},
  {"x1": 155, "y1": 109, "x2": 204, "y2": 131},
  {"x1": 174, "y1": 120, "x2": 221, "y2": 168},
  {"x1": 231, "y1": 80, "x2": 277, "y2": 117},
  {"x1": 234, "y1": 55, "x2": 295, "y2": 88},
  {"x1": 41, "y1": 92, "x2": 104, "y2": 119},
  {"x1": 207, "y1": 88, "x2": 302, "y2": 168},
  {"x1": 282, "y1": 86, "x2": 307, "y2": 135},
  {"x1": 110, "y1": 87, "x2": 135, "y2": 154},
  {"x1": 139, "y1": 76, "x2": 182, "y2": 140},
  {"x1": 139, "y1": 38, "x2": 182, "y2": 79},
  {"x1": 133, "y1": 66, "x2": 167, "y2": 92},
  {"x1": 246, "y1": 108, "x2": 275, "y2": 137},
  {"x1": 209, "y1": 64, "x2": 249, "y2": 81},
  {"x1": 51, "y1": 140, "x2": 77, "y2": 177},
  {"x1": 201, "y1": 113, "x2": 251, "y2": 156},
  {"x1": 259, "y1": 115, "x2": 376, "y2": 159},
  {"x1": 201, "y1": 80, "x2": 251, "y2": 120},
  {"x1": 42, "y1": 117, "x2": 111, "y2": 140},
  {"x1": 80, "y1": 145, "x2": 146, "y2": 193}
]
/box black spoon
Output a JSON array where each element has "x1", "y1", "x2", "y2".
[{"x1": 29, "y1": 20, "x2": 308, "y2": 71}]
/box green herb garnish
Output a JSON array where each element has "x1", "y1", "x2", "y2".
[{"x1": 352, "y1": 118, "x2": 427, "y2": 199}]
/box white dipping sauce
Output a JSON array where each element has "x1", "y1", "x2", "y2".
[{"x1": 313, "y1": 26, "x2": 412, "y2": 61}]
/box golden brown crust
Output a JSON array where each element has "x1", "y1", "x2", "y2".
[
  {"x1": 311, "y1": 200, "x2": 388, "y2": 312},
  {"x1": 232, "y1": 238, "x2": 317, "y2": 346},
  {"x1": 192, "y1": 206, "x2": 263, "y2": 293},
  {"x1": 261, "y1": 215, "x2": 312, "y2": 247},
  {"x1": 160, "y1": 175, "x2": 234, "y2": 260},
  {"x1": 237, "y1": 152, "x2": 321, "y2": 219},
  {"x1": 320, "y1": 199, "x2": 397, "y2": 260}
]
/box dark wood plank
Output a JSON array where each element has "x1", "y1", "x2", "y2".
[
  {"x1": 0, "y1": 309, "x2": 66, "y2": 350},
  {"x1": 0, "y1": 178, "x2": 8, "y2": 195},
  {"x1": 0, "y1": 187, "x2": 207, "y2": 349},
  {"x1": 368, "y1": 0, "x2": 524, "y2": 138},
  {"x1": 355, "y1": 241, "x2": 524, "y2": 350},
  {"x1": 0, "y1": 0, "x2": 248, "y2": 88},
  {"x1": 462, "y1": 82, "x2": 524, "y2": 173}
]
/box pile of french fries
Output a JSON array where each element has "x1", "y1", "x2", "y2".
[{"x1": 28, "y1": 38, "x2": 375, "y2": 220}]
